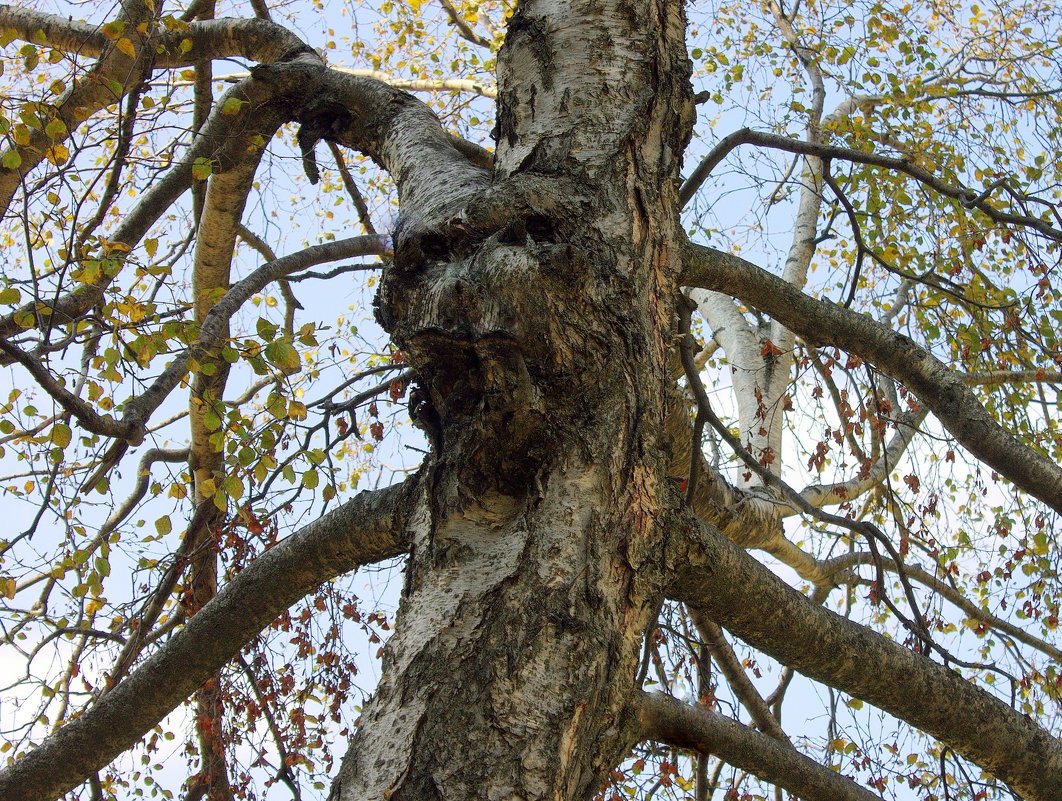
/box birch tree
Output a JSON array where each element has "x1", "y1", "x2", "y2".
[{"x1": 0, "y1": 1, "x2": 1061, "y2": 800}]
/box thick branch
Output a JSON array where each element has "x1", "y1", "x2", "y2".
[
  {"x1": 637, "y1": 692, "x2": 881, "y2": 801},
  {"x1": 247, "y1": 60, "x2": 490, "y2": 222},
  {"x1": 0, "y1": 7, "x2": 309, "y2": 66},
  {"x1": 669, "y1": 510, "x2": 1062, "y2": 801},
  {"x1": 964, "y1": 369, "x2": 1062, "y2": 386},
  {"x1": 681, "y1": 241, "x2": 1062, "y2": 513},
  {"x1": 0, "y1": 5, "x2": 107, "y2": 53},
  {"x1": 1, "y1": 51, "x2": 482, "y2": 346},
  {"x1": 0, "y1": 479, "x2": 417, "y2": 801},
  {"x1": 438, "y1": 0, "x2": 492, "y2": 47},
  {"x1": 155, "y1": 17, "x2": 311, "y2": 66}
]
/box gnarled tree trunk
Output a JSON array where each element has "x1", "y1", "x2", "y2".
[{"x1": 331, "y1": 2, "x2": 695, "y2": 797}]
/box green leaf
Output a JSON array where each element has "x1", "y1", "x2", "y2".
[
  {"x1": 155, "y1": 515, "x2": 172, "y2": 536},
  {"x1": 191, "y1": 157, "x2": 213, "y2": 181},
  {"x1": 2, "y1": 150, "x2": 22, "y2": 170},
  {"x1": 223, "y1": 475, "x2": 244, "y2": 500},
  {"x1": 256, "y1": 317, "x2": 279, "y2": 341},
  {"x1": 265, "y1": 340, "x2": 301, "y2": 372},
  {"x1": 50, "y1": 422, "x2": 72, "y2": 448},
  {"x1": 44, "y1": 118, "x2": 66, "y2": 140},
  {"x1": 266, "y1": 392, "x2": 287, "y2": 420}
]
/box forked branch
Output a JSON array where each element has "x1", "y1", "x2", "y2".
[{"x1": 668, "y1": 508, "x2": 1062, "y2": 801}]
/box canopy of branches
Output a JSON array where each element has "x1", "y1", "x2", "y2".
[{"x1": 0, "y1": 1, "x2": 1060, "y2": 801}]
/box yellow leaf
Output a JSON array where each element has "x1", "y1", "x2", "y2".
[
  {"x1": 101, "y1": 21, "x2": 125, "y2": 41},
  {"x1": 288, "y1": 400, "x2": 308, "y2": 420},
  {"x1": 45, "y1": 143, "x2": 69, "y2": 166},
  {"x1": 116, "y1": 37, "x2": 136, "y2": 58}
]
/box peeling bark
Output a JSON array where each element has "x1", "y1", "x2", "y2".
[
  {"x1": 331, "y1": 2, "x2": 697, "y2": 797},
  {"x1": 3, "y1": 3, "x2": 1062, "y2": 801}
]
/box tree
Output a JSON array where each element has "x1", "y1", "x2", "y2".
[{"x1": 0, "y1": 0, "x2": 1060, "y2": 799}]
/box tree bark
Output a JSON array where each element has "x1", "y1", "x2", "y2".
[
  {"x1": 330, "y1": 2, "x2": 696, "y2": 798},
  {"x1": 4, "y1": 5, "x2": 1062, "y2": 801}
]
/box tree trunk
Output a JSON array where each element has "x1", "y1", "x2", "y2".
[{"x1": 332, "y1": 2, "x2": 695, "y2": 798}]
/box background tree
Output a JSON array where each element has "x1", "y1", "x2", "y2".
[{"x1": 0, "y1": 1, "x2": 1060, "y2": 800}]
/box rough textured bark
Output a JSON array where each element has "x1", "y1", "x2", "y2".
[{"x1": 331, "y1": 2, "x2": 696, "y2": 797}]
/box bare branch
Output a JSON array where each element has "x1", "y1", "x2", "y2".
[
  {"x1": 250, "y1": 0, "x2": 273, "y2": 21},
  {"x1": 963, "y1": 369, "x2": 1062, "y2": 386},
  {"x1": 0, "y1": 7, "x2": 309, "y2": 67},
  {"x1": 0, "y1": 5, "x2": 107, "y2": 55},
  {"x1": 794, "y1": 407, "x2": 928, "y2": 514},
  {"x1": 438, "y1": 0, "x2": 492, "y2": 48},
  {"x1": 327, "y1": 142, "x2": 378, "y2": 235},
  {"x1": 0, "y1": 340, "x2": 145, "y2": 443},
  {"x1": 815, "y1": 551, "x2": 1062, "y2": 664},
  {"x1": 688, "y1": 611, "x2": 789, "y2": 742},
  {"x1": 680, "y1": 128, "x2": 1062, "y2": 242}
]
